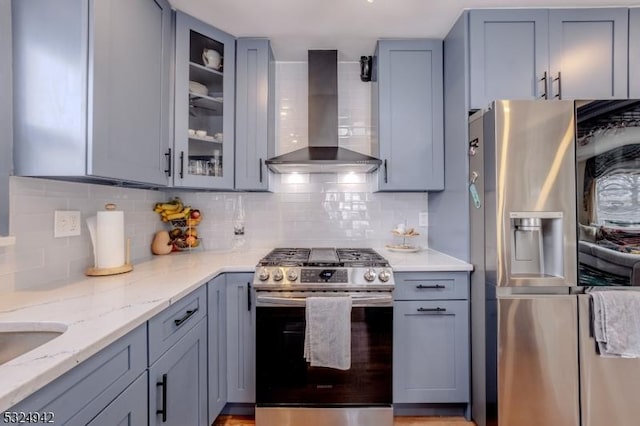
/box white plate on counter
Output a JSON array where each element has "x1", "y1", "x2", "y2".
[{"x1": 385, "y1": 244, "x2": 422, "y2": 253}]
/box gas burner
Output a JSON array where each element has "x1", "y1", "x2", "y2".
[
  {"x1": 258, "y1": 248, "x2": 311, "y2": 266},
  {"x1": 336, "y1": 248, "x2": 389, "y2": 267}
]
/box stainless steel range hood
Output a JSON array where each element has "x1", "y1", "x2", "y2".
[{"x1": 265, "y1": 50, "x2": 381, "y2": 174}]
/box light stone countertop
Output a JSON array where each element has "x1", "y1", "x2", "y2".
[{"x1": 0, "y1": 246, "x2": 471, "y2": 412}]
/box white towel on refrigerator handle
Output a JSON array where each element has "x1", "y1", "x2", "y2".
[
  {"x1": 303, "y1": 296, "x2": 352, "y2": 370},
  {"x1": 589, "y1": 289, "x2": 640, "y2": 358}
]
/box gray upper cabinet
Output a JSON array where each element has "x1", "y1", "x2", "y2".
[
  {"x1": 12, "y1": 0, "x2": 172, "y2": 186},
  {"x1": 548, "y1": 8, "x2": 628, "y2": 100},
  {"x1": 174, "y1": 12, "x2": 235, "y2": 189},
  {"x1": 469, "y1": 10, "x2": 549, "y2": 109},
  {"x1": 468, "y1": 8, "x2": 629, "y2": 109},
  {"x1": 631, "y1": 8, "x2": 640, "y2": 98},
  {"x1": 373, "y1": 39, "x2": 444, "y2": 191},
  {"x1": 235, "y1": 38, "x2": 275, "y2": 191}
]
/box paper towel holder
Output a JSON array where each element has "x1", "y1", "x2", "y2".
[
  {"x1": 86, "y1": 204, "x2": 134, "y2": 277},
  {"x1": 86, "y1": 239, "x2": 133, "y2": 276}
]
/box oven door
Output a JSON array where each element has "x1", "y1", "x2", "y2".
[{"x1": 255, "y1": 292, "x2": 393, "y2": 406}]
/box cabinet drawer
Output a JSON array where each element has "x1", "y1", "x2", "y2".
[
  {"x1": 394, "y1": 272, "x2": 468, "y2": 300},
  {"x1": 148, "y1": 286, "x2": 207, "y2": 364}
]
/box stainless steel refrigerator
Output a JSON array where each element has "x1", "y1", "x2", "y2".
[{"x1": 469, "y1": 100, "x2": 640, "y2": 426}]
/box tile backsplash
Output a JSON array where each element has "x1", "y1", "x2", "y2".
[{"x1": 1, "y1": 176, "x2": 427, "y2": 289}]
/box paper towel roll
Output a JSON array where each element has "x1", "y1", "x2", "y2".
[{"x1": 87, "y1": 205, "x2": 125, "y2": 269}]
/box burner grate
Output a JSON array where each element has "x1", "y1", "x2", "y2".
[
  {"x1": 258, "y1": 248, "x2": 311, "y2": 266},
  {"x1": 258, "y1": 247, "x2": 389, "y2": 267},
  {"x1": 336, "y1": 248, "x2": 389, "y2": 267}
]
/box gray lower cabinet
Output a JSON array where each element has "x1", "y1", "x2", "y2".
[
  {"x1": 393, "y1": 272, "x2": 469, "y2": 406},
  {"x1": 149, "y1": 318, "x2": 208, "y2": 426},
  {"x1": 629, "y1": 8, "x2": 640, "y2": 98},
  {"x1": 12, "y1": 0, "x2": 172, "y2": 186},
  {"x1": 226, "y1": 273, "x2": 255, "y2": 403},
  {"x1": 208, "y1": 275, "x2": 227, "y2": 423},
  {"x1": 373, "y1": 39, "x2": 444, "y2": 191},
  {"x1": 147, "y1": 286, "x2": 208, "y2": 426},
  {"x1": 235, "y1": 38, "x2": 275, "y2": 191},
  {"x1": 5, "y1": 325, "x2": 147, "y2": 425},
  {"x1": 468, "y1": 8, "x2": 629, "y2": 109},
  {"x1": 85, "y1": 372, "x2": 148, "y2": 426}
]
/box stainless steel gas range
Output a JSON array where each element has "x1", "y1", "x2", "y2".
[{"x1": 254, "y1": 248, "x2": 394, "y2": 426}]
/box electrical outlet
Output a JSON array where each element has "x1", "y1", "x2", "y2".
[
  {"x1": 419, "y1": 212, "x2": 429, "y2": 227},
  {"x1": 54, "y1": 210, "x2": 81, "y2": 237}
]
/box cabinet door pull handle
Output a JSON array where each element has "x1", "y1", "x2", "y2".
[
  {"x1": 384, "y1": 159, "x2": 388, "y2": 183},
  {"x1": 156, "y1": 373, "x2": 168, "y2": 422},
  {"x1": 247, "y1": 282, "x2": 252, "y2": 311},
  {"x1": 416, "y1": 284, "x2": 446, "y2": 289},
  {"x1": 554, "y1": 72, "x2": 562, "y2": 99},
  {"x1": 174, "y1": 307, "x2": 198, "y2": 327},
  {"x1": 259, "y1": 158, "x2": 263, "y2": 183},
  {"x1": 539, "y1": 72, "x2": 548, "y2": 100},
  {"x1": 179, "y1": 151, "x2": 185, "y2": 179},
  {"x1": 417, "y1": 307, "x2": 447, "y2": 313},
  {"x1": 164, "y1": 148, "x2": 172, "y2": 177}
]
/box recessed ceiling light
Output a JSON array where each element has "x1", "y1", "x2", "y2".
[{"x1": 366, "y1": 0, "x2": 373, "y2": 3}]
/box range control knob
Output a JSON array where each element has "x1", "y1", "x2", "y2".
[
  {"x1": 273, "y1": 268, "x2": 284, "y2": 281},
  {"x1": 364, "y1": 268, "x2": 377, "y2": 282},
  {"x1": 258, "y1": 268, "x2": 270, "y2": 281},
  {"x1": 287, "y1": 269, "x2": 298, "y2": 282},
  {"x1": 378, "y1": 269, "x2": 391, "y2": 282}
]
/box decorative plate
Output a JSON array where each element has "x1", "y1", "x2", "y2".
[{"x1": 385, "y1": 244, "x2": 422, "y2": 253}]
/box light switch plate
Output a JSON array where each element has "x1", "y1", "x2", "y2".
[
  {"x1": 54, "y1": 210, "x2": 81, "y2": 237},
  {"x1": 419, "y1": 212, "x2": 429, "y2": 227}
]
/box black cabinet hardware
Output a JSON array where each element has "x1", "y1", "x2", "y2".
[
  {"x1": 174, "y1": 308, "x2": 198, "y2": 327},
  {"x1": 417, "y1": 307, "x2": 447, "y2": 313},
  {"x1": 164, "y1": 148, "x2": 172, "y2": 176},
  {"x1": 416, "y1": 284, "x2": 445, "y2": 289},
  {"x1": 539, "y1": 72, "x2": 548, "y2": 99},
  {"x1": 259, "y1": 158, "x2": 263, "y2": 183},
  {"x1": 384, "y1": 159, "x2": 388, "y2": 183},
  {"x1": 179, "y1": 151, "x2": 184, "y2": 179},
  {"x1": 247, "y1": 282, "x2": 252, "y2": 311},
  {"x1": 156, "y1": 373, "x2": 168, "y2": 422},
  {"x1": 553, "y1": 71, "x2": 562, "y2": 99}
]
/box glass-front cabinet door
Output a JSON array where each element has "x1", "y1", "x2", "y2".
[{"x1": 174, "y1": 12, "x2": 235, "y2": 189}]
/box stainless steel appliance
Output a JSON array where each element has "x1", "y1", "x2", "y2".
[
  {"x1": 265, "y1": 51, "x2": 382, "y2": 174},
  {"x1": 470, "y1": 100, "x2": 640, "y2": 426},
  {"x1": 254, "y1": 248, "x2": 394, "y2": 426}
]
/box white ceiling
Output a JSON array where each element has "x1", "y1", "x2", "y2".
[{"x1": 169, "y1": 0, "x2": 640, "y2": 60}]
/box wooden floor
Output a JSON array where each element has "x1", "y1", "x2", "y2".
[{"x1": 214, "y1": 415, "x2": 475, "y2": 426}]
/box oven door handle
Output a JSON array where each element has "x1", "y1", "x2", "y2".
[{"x1": 256, "y1": 294, "x2": 393, "y2": 307}]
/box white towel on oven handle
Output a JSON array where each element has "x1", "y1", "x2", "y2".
[{"x1": 303, "y1": 296, "x2": 352, "y2": 370}]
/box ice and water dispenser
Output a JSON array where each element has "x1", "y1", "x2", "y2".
[{"x1": 509, "y1": 212, "x2": 565, "y2": 278}]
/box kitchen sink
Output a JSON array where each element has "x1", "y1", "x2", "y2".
[{"x1": 0, "y1": 323, "x2": 67, "y2": 365}]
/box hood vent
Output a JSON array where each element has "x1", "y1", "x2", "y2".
[{"x1": 265, "y1": 50, "x2": 382, "y2": 174}]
